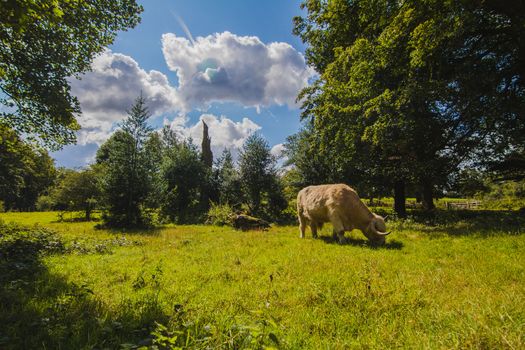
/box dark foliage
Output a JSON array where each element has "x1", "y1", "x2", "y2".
[
  {"x1": 161, "y1": 141, "x2": 207, "y2": 224},
  {"x1": 239, "y1": 134, "x2": 287, "y2": 220},
  {"x1": 0, "y1": 125, "x2": 56, "y2": 211}
]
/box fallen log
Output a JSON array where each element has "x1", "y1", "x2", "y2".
[{"x1": 230, "y1": 214, "x2": 270, "y2": 231}]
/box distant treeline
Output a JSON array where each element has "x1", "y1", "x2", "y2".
[
  {"x1": 1, "y1": 96, "x2": 523, "y2": 226},
  {"x1": 1, "y1": 96, "x2": 289, "y2": 227}
]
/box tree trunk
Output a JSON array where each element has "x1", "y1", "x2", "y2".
[
  {"x1": 394, "y1": 180, "x2": 406, "y2": 218},
  {"x1": 421, "y1": 180, "x2": 435, "y2": 210},
  {"x1": 86, "y1": 208, "x2": 91, "y2": 221}
]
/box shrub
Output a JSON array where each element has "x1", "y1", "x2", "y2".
[
  {"x1": 0, "y1": 221, "x2": 65, "y2": 281},
  {"x1": 206, "y1": 202, "x2": 235, "y2": 226},
  {"x1": 36, "y1": 195, "x2": 55, "y2": 211}
]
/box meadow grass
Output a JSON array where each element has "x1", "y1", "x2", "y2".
[{"x1": 0, "y1": 211, "x2": 524, "y2": 349}]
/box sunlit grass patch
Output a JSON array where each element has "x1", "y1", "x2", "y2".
[{"x1": 0, "y1": 211, "x2": 524, "y2": 349}]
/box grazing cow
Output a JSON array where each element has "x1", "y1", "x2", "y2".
[{"x1": 297, "y1": 184, "x2": 390, "y2": 244}]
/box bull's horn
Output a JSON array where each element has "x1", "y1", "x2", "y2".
[{"x1": 377, "y1": 231, "x2": 391, "y2": 236}]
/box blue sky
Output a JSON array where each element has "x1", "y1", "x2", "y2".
[{"x1": 52, "y1": 0, "x2": 311, "y2": 167}]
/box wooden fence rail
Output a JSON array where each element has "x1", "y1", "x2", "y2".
[{"x1": 445, "y1": 201, "x2": 481, "y2": 210}]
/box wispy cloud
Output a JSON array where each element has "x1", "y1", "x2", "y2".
[{"x1": 172, "y1": 12, "x2": 195, "y2": 45}]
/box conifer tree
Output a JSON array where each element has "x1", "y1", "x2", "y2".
[
  {"x1": 201, "y1": 121, "x2": 213, "y2": 169},
  {"x1": 100, "y1": 94, "x2": 152, "y2": 227}
]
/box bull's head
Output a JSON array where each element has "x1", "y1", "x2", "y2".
[{"x1": 365, "y1": 215, "x2": 391, "y2": 245}]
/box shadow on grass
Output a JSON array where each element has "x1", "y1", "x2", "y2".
[
  {"x1": 318, "y1": 235, "x2": 404, "y2": 250},
  {"x1": 93, "y1": 222, "x2": 163, "y2": 236},
  {"x1": 51, "y1": 217, "x2": 99, "y2": 223},
  {"x1": 406, "y1": 209, "x2": 525, "y2": 237},
  {"x1": 50, "y1": 211, "x2": 102, "y2": 223},
  {"x1": 51, "y1": 217, "x2": 100, "y2": 224},
  {"x1": 0, "y1": 225, "x2": 168, "y2": 349}
]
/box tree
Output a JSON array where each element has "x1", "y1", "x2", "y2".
[
  {"x1": 215, "y1": 149, "x2": 243, "y2": 208},
  {"x1": 284, "y1": 126, "x2": 360, "y2": 186},
  {"x1": 201, "y1": 121, "x2": 213, "y2": 169},
  {"x1": 0, "y1": 124, "x2": 56, "y2": 211},
  {"x1": 239, "y1": 134, "x2": 287, "y2": 219},
  {"x1": 0, "y1": 0, "x2": 143, "y2": 149},
  {"x1": 16, "y1": 147, "x2": 56, "y2": 211},
  {"x1": 52, "y1": 168, "x2": 101, "y2": 220},
  {"x1": 161, "y1": 141, "x2": 207, "y2": 223},
  {"x1": 143, "y1": 131, "x2": 165, "y2": 209},
  {"x1": 293, "y1": 0, "x2": 525, "y2": 216},
  {"x1": 452, "y1": 169, "x2": 489, "y2": 198},
  {"x1": 489, "y1": 149, "x2": 525, "y2": 182},
  {"x1": 199, "y1": 120, "x2": 215, "y2": 210},
  {"x1": 98, "y1": 95, "x2": 152, "y2": 227}
]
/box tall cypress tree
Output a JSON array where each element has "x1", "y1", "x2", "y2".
[
  {"x1": 201, "y1": 121, "x2": 213, "y2": 169},
  {"x1": 199, "y1": 120, "x2": 215, "y2": 211}
]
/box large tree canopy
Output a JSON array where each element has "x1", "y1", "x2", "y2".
[
  {"x1": 0, "y1": 0, "x2": 143, "y2": 149},
  {"x1": 293, "y1": 0, "x2": 525, "y2": 214}
]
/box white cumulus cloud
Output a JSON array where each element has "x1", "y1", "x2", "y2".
[
  {"x1": 167, "y1": 113, "x2": 261, "y2": 156},
  {"x1": 161, "y1": 31, "x2": 314, "y2": 111},
  {"x1": 67, "y1": 33, "x2": 313, "y2": 149},
  {"x1": 270, "y1": 143, "x2": 286, "y2": 159},
  {"x1": 70, "y1": 50, "x2": 180, "y2": 145}
]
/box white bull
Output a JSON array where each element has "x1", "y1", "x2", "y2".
[{"x1": 297, "y1": 184, "x2": 390, "y2": 244}]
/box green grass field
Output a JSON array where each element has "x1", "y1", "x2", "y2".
[{"x1": 1, "y1": 211, "x2": 524, "y2": 349}]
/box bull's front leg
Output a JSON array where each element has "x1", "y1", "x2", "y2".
[{"x1": 335, "y1": 230, "x2": 345, "y2": 244}]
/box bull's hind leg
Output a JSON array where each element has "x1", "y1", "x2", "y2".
[
  {"x1": 330, "y1": 216, "x2": 346, "y2": 244},
  {"x1": 311, "y1": 222, "x2": 318, "y2": 238}
]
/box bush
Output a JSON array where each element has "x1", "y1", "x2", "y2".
[
  {"x1": 100, "y1": 205, "x2": 156, "y2": 229},
  {"x1": 481, "y1": 180, "x2": 525, "y2": 210},
  {"x1": 36, "y1": 195, "x2": 55, "y2": 211},
  {"x1": 206, "y1": 203, "x2": 235, "y2": 226},
  {"x1": 276, "y1": 198, "x2": 298, "y2": 225},
  {"x1": 0, "y1": 221, "x2": 65, "y2": 281}
]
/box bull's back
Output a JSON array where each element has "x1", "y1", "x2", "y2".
[{"x1": 297, "y1": 184, "x2": 357, "y2": 221}]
